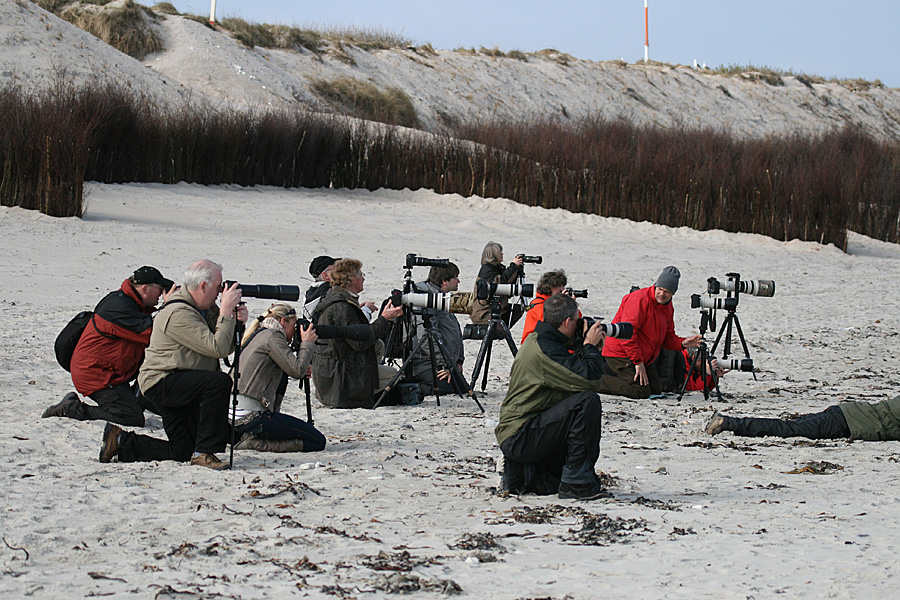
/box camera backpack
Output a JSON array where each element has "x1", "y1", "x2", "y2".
[
  {"x1": 54, "y1": 293, "x2": 128, "y2": 371},
  {"x1": 54, "y1": 311, "x2": 96, "y2": 372}
]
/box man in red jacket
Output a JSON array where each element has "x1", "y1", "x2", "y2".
[
  {"x1": 42, "y1": 266, "x2": 174, "y2": 426},
  {"x1": 598, "y1": 266, "x2": 700, "y2": 399}
]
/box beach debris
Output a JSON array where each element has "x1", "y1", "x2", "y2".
[
  {"x1": 360, "y1": 550, "x2": 440, "y2": 572},
  {"x1": 268, "y1": 556, "x2": 322, "y2": 578},
  {"x1": 2, "y1": 538, "x2": 28, "y2": 561},
  {"x1": 680, "y1": 440, "x2": 757, "y2": 452},
  {"x1": 372, "y1": 572, "x2": 462, "y2": 595},
  {"x1": 465, "y1": 550, "x2": 499, "y2": 563},
  {"x1": 564, "y1": 513, "x2": 648, "y2": 546},
  {"x1": 784, "y1": 461, "x2": 845, "y2": 475},
  {"x1": 748, "y1": 482, "x2": 788, "y2": 490},
  {"x1": 319, "y1": 583, "x2": 356, "y2": 598},
  {"x1": 88, "y1": 571, "x2": 127, "y2": 582},
  {"x1": 315, "y1": 525, "x2": 382, "y2": 543},
  {"x1": 631, "y1": 496, "x2": 682, "y2": 512},
  {"x1": 247, "y1": 476, "x2": 321, "y2": 499},
  {"x1": 449, "y1": 532, "x2": 504, "y2": 551},
  {"x1": 668, "y1": 527, "x2": 696, "y2": 537}
]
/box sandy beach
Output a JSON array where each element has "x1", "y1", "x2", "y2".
[{"x1": 1, "y1": 182, "x2": 899, "y2": 598}]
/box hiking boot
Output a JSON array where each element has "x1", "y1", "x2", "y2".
[
  {"x1": 705, "y1": 411, "x2": 726, "y2": 436},
  {"x1": 190, "y1": 453, "x2": 231, "y2": 470},
  {"x1": 99, "y1": 423, "x2": 122, "y2": 463},
  {"x1": 558, "y1": 480, "x2": 608, "y2": 501},
  {"x1": 42, "y1": 392, "x2": 81, "y2": 419}
]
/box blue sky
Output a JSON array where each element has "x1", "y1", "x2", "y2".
[{"x1": 167, "y1": 1, "x2": 900, "y2": 87}]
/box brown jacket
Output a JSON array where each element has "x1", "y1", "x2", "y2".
[
  {"x1": 235, "y1": 327, "x2": 314, "y2": 411},
  {"x1": 311, "y1": 285, "x2": 392, "y2": 408}
]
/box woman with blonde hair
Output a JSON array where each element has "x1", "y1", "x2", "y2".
[
  {"x1": 470, "y1": 241, "x2": 525, "y2": 326},
  {"x1": 230, "y1": 302, "x2": 325, "y2": 452}
]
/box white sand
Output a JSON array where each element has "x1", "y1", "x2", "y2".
[{"x1": 1, "y1": 182, "x2": 899, "y2": 598}]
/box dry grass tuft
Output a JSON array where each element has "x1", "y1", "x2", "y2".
[
  {"x1": 61, "y1": 0, "x2": 163, "y2": 60},
  {"x1": 311, "y1": 77, "x2": 418, "y2": 128}
]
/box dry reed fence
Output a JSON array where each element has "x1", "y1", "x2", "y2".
[{"x1": 2, "y1": 82, "x2": 898, "y2": 249}]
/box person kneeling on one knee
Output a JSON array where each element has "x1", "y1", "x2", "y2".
[
  {"x1": 599, "y1": 266, "x2": 700, "y2": 399},
  {"x1": 495, "y1": 293, "x2": 609, "y2": 501},
  {"x1": 230, "y1": 303, "x2": 327, "y2": 453}
]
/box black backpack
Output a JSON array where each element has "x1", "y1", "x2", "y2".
[{"x1": 54, "y1": 311, "x2": 97, "y2": 372}]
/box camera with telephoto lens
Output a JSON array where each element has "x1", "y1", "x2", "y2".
[
  {"x1": 475, "y1": 279, "x2": 535, "y2": 301},
  {"x1": 393, "y1": 291, "x2": 454, "y2": 312},
  {"x1": 707, "y1": 275, "x2": 775, "y2": 298},
  {"x1": 517, "y1": 254, "x2": 543, "y2": 264},
  {"x1": 405, "y1": 254, "x2": 449, "y2": 269},
  {"x1": 224, "y1": 281, "x2": 300, "y2": 301},
  {"x1": 713, "y1": 356, "x2": 754, "y2": 372},
  {"x1": 691, "y1": 294, "x2": 738, "y2": 311},
  {"x1": 565, "y1": 287, "x2": 588, "y2": 298},
  {"x1": 290, "y1": 318, "x2": 371, "y2": 350},
  {"x1": 577, "y1": 316, "x2": 633, "y2": 340}
]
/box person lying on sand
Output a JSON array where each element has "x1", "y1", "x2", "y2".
[{"x1": 706, "y1": 395, "x2": 900, "y2": 441}]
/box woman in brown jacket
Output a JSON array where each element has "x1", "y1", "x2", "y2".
[{"x1": 231, "y1": 303, "x2": 326, "y2": 452}]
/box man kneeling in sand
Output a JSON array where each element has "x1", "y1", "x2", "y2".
[
  {"x1": 43, "y1": 266, "x2": 174, "y2": 426},
  {"x1": 99, "y1": 259, "x2": 248, "y2": 470},
  {"x1": 495, "y1": 294, "x2": 609, "y2": 500},
  {"x1": 706, "y1": 395, "x2": 900, "y2": 441}
]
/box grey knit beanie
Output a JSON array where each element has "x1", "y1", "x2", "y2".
[{"x1": 655, "y1": 266, "x2": 680, "y2": 293}]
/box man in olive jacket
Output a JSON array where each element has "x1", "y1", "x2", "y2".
[
  {"x1": 100, "y1": 259, "x2": 248, "y2": 470},
  {"x1": 312, "y1": 259, "x2": 403, "y2": 409},
  {"x1": 706, "y1": 395, "x2": 900, "y2": 441},
  {"x1": 496, "y1": 293, "x2": 608, "y2": 500}
]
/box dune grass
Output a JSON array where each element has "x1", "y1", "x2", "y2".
[
  {"x1": 61, "y1": 0, "x2": 163, "y2": 60},
  {"x1": 311, "y1": 77, "x2": 418, "y2": 129}
]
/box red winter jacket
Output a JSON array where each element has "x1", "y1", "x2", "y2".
[
  {"x1": 521, "y1": 293, "x2": 550, "y2": 344},
  {"x1": 682, "y1": 349, "x2": 717, "y2": 391},
  {"x1": 602, "y1": 286, "x2": 684, "y2": 366},
  {"x1": 70, "y1": 280, "x2": 154, "y2": 396}
]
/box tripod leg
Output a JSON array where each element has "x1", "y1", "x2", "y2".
[
  {"x1": 709, "y1": 314, "x2": 728, "y2": 357},
  {"x1": 425, "y1": 332, "x2": 442, "y2": 406},
  {"x1": 432, "y1": 333, "x2": 483, "y2": 412},
  {"x1": 499, "y1": 321, "x2": 518, "y2": 357},
  {"x1": 481, "y1": 336, "x2": 494, "y2": 392},
  {"x1": 469, "y1": 326, "x2": 493, "y2": 392},
  {"x1": 730, "y1": 314, "x2": 758, "y2": 381}
]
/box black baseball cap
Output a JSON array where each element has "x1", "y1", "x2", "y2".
[
  {"x1": 309, "y1": 255, "x2": 340, "y2": 278},
  {"x1": 132, "y1": 266, "x2": 174, "y2": 290}
]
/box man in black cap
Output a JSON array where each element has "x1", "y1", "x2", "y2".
[
  {"x1": 42, "y1": 266, "x2": 175, "y2": 426},
  {"x1": 598, "y1": 266, "x2": 701, "y2": 399},
  {"x1": 303, "y1": 255, "x2": 340, "y2": 320}
]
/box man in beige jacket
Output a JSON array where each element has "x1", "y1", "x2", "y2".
[{"x1": 98, "y1": 259, "x2": 248, "y2": 470}]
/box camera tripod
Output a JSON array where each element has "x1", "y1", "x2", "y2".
[
  {"x1": 709, "y1": 305, "x2": 758, "y2": 382},
  {"x1": 469, "y1": 296, "x2": 519, "y2": 392},
  {"x1": 228, "y1": 313, "x2": 247, "y2": 469},
  {"x1": 677, "y1": 309, "x2": 723, "y2": 401},
  {"x1": 375, "y1": 308, "x2": 482, "y2": 411}
]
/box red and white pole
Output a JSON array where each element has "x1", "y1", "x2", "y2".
[
  {"x1": 209, "y1": 0, "x2": 217, "y2": 25},
  {"x1": 644, "y1": 0, "x2": 649, "y2": 62}
]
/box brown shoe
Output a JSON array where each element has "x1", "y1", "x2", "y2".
[
  {"x1": 705, "y1": 412, "x2": 726, "y2": 436},
  {"x1": 99, "y1": 423, "x2": 122, "y2": 463},
  {"x1": 190, "y1": 453, "x2": 231, "y2": 470}
]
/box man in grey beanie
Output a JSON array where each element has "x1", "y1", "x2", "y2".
[{"x1": 598, "y1": 266, "x2": 701, "y2": 399}]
